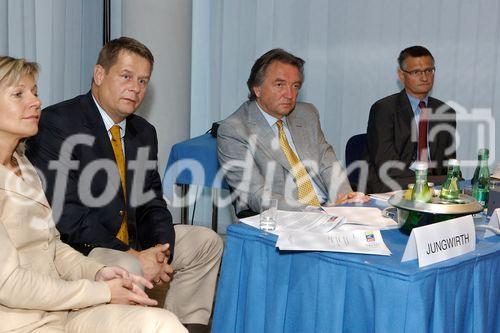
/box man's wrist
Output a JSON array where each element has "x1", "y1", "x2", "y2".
[{"x1": 126, "y1": 248, "x2": 139, "y2": 256}]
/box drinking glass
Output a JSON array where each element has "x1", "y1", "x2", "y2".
[{"x1": 260, "y1": 198, "x2": 278, "y2": 232}]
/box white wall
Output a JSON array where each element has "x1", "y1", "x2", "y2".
[
  {"x1": 120, "y1": 0, "x2": 192, "y2": 223},
  {"x1": 0, "y1": 0, "x2": 103, "y2": 107},
  {"x1": 121, "y1": 0, "x2": 192, "y2": 176}
]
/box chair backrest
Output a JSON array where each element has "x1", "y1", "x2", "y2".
[{"x1": 345, "y1": 133, "x2": 368, "y2": 191}]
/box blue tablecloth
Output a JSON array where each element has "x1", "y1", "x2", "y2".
[
  {"x1": 163, "y1": 133, "x2": 228, "y2": 198},
  {"x1": 212, "y1": 223, "x2": 500, "y2": 333}
]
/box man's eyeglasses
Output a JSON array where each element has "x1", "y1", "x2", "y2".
[{"x1": 400, "y1": 67, "x2": 436, "y2": 77}]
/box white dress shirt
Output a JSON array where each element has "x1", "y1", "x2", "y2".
[{"x1": 92, "y1": 94, "x2": 126, "y2": 156}]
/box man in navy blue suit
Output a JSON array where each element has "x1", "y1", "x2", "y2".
[{"x1": 27, "y1": 37, "x2": 222, "y2": 332}]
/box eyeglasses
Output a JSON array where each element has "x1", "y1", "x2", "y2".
[{"x1": 400, "y1": 67, "x2": 436, "y2": 77}]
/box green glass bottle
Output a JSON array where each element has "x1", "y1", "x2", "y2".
[
  {"x1": 439, "y1": 159, "x2": 461, "y2": 201},
  {"x1": 472, "y1": 149, "x2": 490, "y2": 209},
  {"x1": 401, "y1": 162, "x2": 432, "y2": 234},
  {"x1": 471, "y1": 148, "x2": 488, "y2": 186},
  {"x1": 411, "y1": 162, "x2": 432, "y2": 202}
]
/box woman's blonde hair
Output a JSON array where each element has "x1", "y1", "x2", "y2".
[{"x1": 0, "y1": 56, "x2": 39, "y2": 88}]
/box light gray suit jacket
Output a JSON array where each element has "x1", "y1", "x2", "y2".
[
  {"x1": 0, "y1": 152, "x2": 109, "y2": 333},
  {"x1": 217, "y1": 100, "x2": 352, "y2": 213}
]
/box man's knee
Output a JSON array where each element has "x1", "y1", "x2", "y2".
[
  {"x1": 194, "y1": 227, "x2": 224, "y2": 260},
  {"x1": 138, "y1": 307, "x2": 188, "y2": 333},
  {"x1": 68, "y1": 305, "x2": 187, "y2": 333}
]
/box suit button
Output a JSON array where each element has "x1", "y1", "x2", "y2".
[{"x1": 119, "y1": 210, "x2": 125, "y2": 217}]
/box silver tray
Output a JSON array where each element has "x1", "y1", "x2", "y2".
[{"x1": 388, "y1": 191, "x2": 483, "y2": 215}]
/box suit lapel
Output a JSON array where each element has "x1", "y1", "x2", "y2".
[
  {"x1": 247, "y1": 102, "x2": 291, "y2": 172},
  {"x1": 82, "y1": 93, "x2": 124, "y2": 199},
  {"x1": 0, "y1": 152, "x2": 50, "y2": 208},
  {"x1": 426, "y1": 97, "x2": 439, "y2": 160},
  {"x1": 398, "y1": 90, "x2": 416, "y2": 137},
  {"x1": 286, "y1": 110, "x2": 309, "y2": 162},
  {"x1": 124, "y1": 119, "x2": 138, "y2": 203},
  {"x1": 398, "y1": 90, "x2": 418, "y2": 157},
  {"x1": 287, "y1": 109, "x2": 328, "y2": 193}
]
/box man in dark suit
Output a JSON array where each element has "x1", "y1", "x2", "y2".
[
  {"x1": 27, "y1": 37, "x2": 222, "y2": 332},
  {"x1": 366, "y1": 46, "x2": 456, "y2": 193}
]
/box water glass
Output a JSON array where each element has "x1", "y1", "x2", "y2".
[{"x1": 260, "y1": 198, "x2": 278, "y2": 232}]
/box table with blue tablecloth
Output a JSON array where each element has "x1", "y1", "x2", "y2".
[{"x1": 212, "y1": 222, "x2": 500, "y2": 333}]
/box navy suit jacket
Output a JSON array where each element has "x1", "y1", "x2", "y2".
[
  {"x1": 27, "y1": 92, "x2": 175, "y2": 258},
  {"x1": 366, "y1": 90, "x2": 456, "y2": 193}
]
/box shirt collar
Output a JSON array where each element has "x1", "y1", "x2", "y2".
[
  {"x1": 92, "y1": 94, "x2": 127, "y2": 138},
  {"x1": 406, "y1": 92, "x2": 429, "y2": 113},
  {"x1": 256, "y1": 101, "x2": 288, "y2": 128}
]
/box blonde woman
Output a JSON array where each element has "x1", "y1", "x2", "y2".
[{"x1": 0, "y1": 56, "x2": 186, "y2": 333}]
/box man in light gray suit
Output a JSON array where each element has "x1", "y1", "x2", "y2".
[{"x1": 217, "y1": 48, "x2": 367, "y2": 215}]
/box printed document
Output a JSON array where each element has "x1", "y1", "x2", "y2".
[
  {"x1": 240, "y1": 210, "x2": 343, "y2": 235},
  {"x1": 240, "y1": 210, "x2": 392, "y2": 255},
  {"x1": 322, "y1": 206, "x2": 397, "y2": 228},
  {"x1": 276, "y1": 229, "x2": 391, "y2": 256},
  {"x1": 369, "y1": 191, "x2": 399, "y2": 201}
]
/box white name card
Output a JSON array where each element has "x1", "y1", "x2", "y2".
[
  {"x1": 402, "y1": 215, "x2": 476, "y2": 267},
  {"x1": 484, "y1": 209, "x2": 500, "y2": 238}
]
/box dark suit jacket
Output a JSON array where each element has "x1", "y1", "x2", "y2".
[
  {"x1": 26, "y1": 92, "x2": 175, "y2": 259},
  {"x1": 366, "y1": 90, "x2": 456, "y2": 193}
]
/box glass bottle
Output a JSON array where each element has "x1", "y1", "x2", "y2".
[
  {"x1": 401, "y1": 162, "x2": 432, "y2": 234},
  {"x1": 472, "y1": 149, "x2": 490, "y2": 209},
  {"x1": 471, "y1": 148, "x2": 488, "y2": 186},
  {"x1": 404, "y1": 183, "x2": 414, "y2": 200},
  {"x1": 439, "y1": 159, "x2": 461, "y2": 201},
  {"x1": 411, "y1": 162, "x2": 432, "y2": 203}
]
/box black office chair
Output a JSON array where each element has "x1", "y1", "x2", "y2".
[{"x1": 345, "y1": 133, "x2": 368, "y2": 191}]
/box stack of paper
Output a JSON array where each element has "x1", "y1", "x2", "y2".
[
  {"x1": 369, "y1": 191, "x2": 399, "y2": 201},
  {"x1": 276, "y1": 229, "x2": 391, "y2": 256},
  {"x1": 322, "y1": 206, "x2": 397, "y2": 229},
  {"x1": 240, "y1": 210, "x2": 344, "y2": 235},
  {"x1": 240, "y1": 209, "x2": 392, "y2": 256}
]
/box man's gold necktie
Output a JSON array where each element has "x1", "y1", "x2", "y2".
[
  {"x1": 110, "y1": 125, "x2": 129, "y2": 244},
  {"x1": 276, "y1": 120, "x2": 320, "y2": 206}
]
